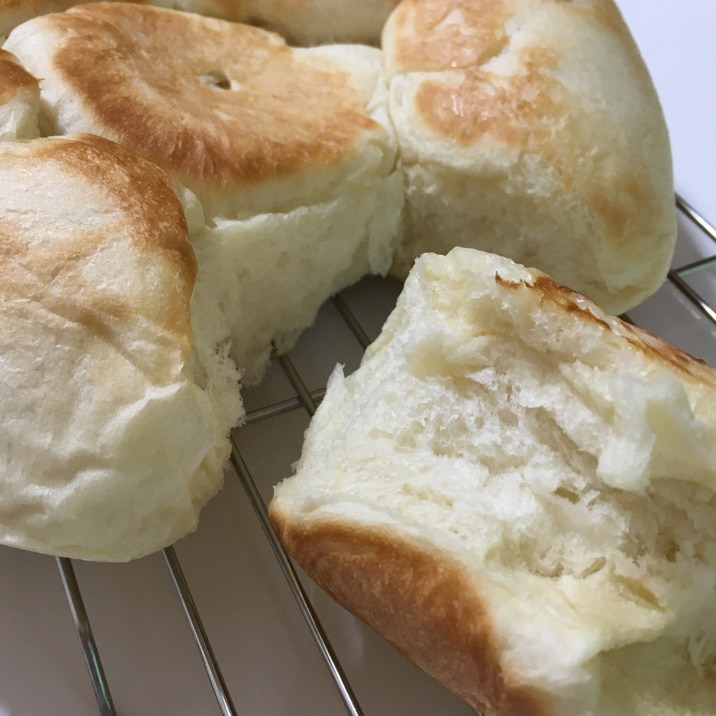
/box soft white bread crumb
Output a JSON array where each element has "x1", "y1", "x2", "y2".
[
  {"x1": 0, "y1": 135, "x2": 243, "y2": 562},
  {"x1": 270, "y1": 248, "x2": 716, "y2": 715},
  {"x1": 383, "y1": 0, "x2": 676, "y2": 315}
]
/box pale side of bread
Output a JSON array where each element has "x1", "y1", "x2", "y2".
[
  {"x1": 0, "y1": 134, "x2": 243, "y2": 561},
  {"x1": 382, "y1": 0, "x2": 677, "y2": 316},
  {"x1": 188, "y1": 177, "x2": 403, "y2": 383},
  {"x1": 0, "y1": 49, "x2": 39, "y2": 139},
  {"x1": 270, "y1": 248, "x2": 716, "y2": 715},
  {"x1": 4, "y1": 3, "x2": 404, "y2": 383}
]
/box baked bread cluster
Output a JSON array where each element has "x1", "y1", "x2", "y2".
[
  {"x1": 4, "y1": 2, "x2": 404, "y2": 384},
  {"x1": 0, "y1": 2, "x2": 678, "y2": 565},
  {"x1": 271, "y1": 248, "x2": 716, "y2": 716},
  {"x1": 2, "y1": 2, "x2": 709, "y2": 711},
  {"x1": 3, "y1": 0, "x2": 676, "y2": 321}
]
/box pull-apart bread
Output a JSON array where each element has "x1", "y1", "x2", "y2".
[
  {"x1": 0, "y1": 0, "x2": 398, "y2": 45},
  {"x1": 270, "y1": 248, "x2": 716, "y2": 715},
  {"x1": 4, "y1": 3, "x2": 403, "y2": 383},
  {"x1": 0, "y1": 135, "x2": 243, "y2": 561},
  {"x1": 0, "y1": 48, "x2": 39, "y2": 139},
  {"x1": 383, "y1": 0, "x2": 676, "y2": 315}
]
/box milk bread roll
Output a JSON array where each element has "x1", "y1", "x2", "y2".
[
  {"x1": 0, "y1": 0, "x2": 396, "y2": 45},
  {"x1": 0, "y1": 134, "x2": 243, "y2": 561},
  {"x1": 383, "y1": 0, "x2": 676, "y2": 315},
  {"x1": 0, "y1": 49, "x2": 39, "y2": 138},
  {"x1": 270, "y1": 248, "x2": 716, "y2": 715},
  {"x1": 4, "y1": 3, "x2": 404, "y2": 383}
]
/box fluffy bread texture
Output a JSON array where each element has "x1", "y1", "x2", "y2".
[
  {"x1": 5, "y1": 3, "x2": 404, "y2": 383},
  {"x1": 0, "y1": 49, "x2": 39, "y2": 139},
  {"x1": 0, "y1": 0, "x2": 398, "y2": 45},
  {"x1": 270, "y1": 248, "x2": 716, "y2": 715},
  {"x1": 0, "y1": 134, "x2": 243, "y2": 561},
  {"x1": 382, "y1": 0, "x2": 676, "y2": 315}
]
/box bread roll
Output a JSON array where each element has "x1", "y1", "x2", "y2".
[
  {"x1": 270, "y1": 248, "x2": 716, "y2": 715},
  {"x1": 0, "y1": 0, "x2": 397, "y2": 45},
  {"x1": 0, "y1": 49, "x2": 39, "y2": 139},
  {"x1": 0, "y1": 134, "x2": 243, "y2": 561},
  {"x1": 383, "y1": 0, "x2": 676, "y2": 316},
  {"x1": 4, "y1": 3, "x2": 404, "y2": 383},
  {"x1": 0, "y1": 0, "x2": 246, "y2": 42}
]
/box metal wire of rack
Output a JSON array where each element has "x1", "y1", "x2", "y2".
[{"x1": 17, "y1": 195, "x2": 711, "y2": 716}]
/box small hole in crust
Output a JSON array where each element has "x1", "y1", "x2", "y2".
[{"x1": 198, "y1": 69, "x2": 231, "y2": 90}]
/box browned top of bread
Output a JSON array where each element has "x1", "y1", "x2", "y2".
[
  {"x1": 0, "y1": 133, "x2": 196, "y2": 361},
  {"x1": 7, "y1": 3, "x2": 379, "y2": 192},
  {"x1": 387, "y1": 0, "x2": 645, "y2": 74},
  {"x1": 494, "y1": 271, "x2": 716, "y2": 390},
  {"x1": 382, "y1": 0, "x2": 676, "y2": 315},
  {"x1": 0, "y1": 48, "x2": 37, "y2": 103},
  {"x1": 385, "y1": 0, "x2": 659, "y2": 189}
]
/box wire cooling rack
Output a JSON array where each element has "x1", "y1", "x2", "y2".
[{"x1": 0, "y1": 195, "x2": 712, "y2": 716}]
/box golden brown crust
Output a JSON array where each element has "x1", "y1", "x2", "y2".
[
  {"x1": 0, "y1": 134, "x2": 196, "y2": 355},
  {"x1": 42, "y1": 3, "x2": 377, "y2": 190},
  {"x1": 388, "y1": 0, "x2": 513, "y2": 73},
  {"x1": 385, "y1": 0, "x2": 671, "y2": 253},
  {"x1": 270, "y1": 509, "x2": 551, "y2": 716},
  {"x1": 618, "y1": 322, "x2": 716, "y2": 383},
  {"x1": 0, "y1": 48, "x2": 38, "y2": 103},
  {"x1": 388, "y1": 0, "x2": 651, "y2": 81},
  {"x1": 494, "y1": 270, "x2": 716, "y2": 387}
]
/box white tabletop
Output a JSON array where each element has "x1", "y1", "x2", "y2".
[{"x1": 0, "y1": 3, "x2": 715, "y2": 715}]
